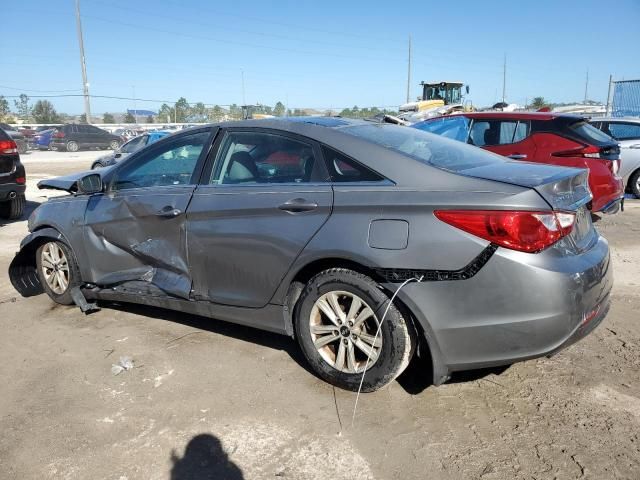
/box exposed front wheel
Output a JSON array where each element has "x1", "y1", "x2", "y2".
[
  {"x1": 109, "y1": 140, "x2": 120, "y2": 150},
  {"x1": 91, "y1": 161, "x2": 104, "y2": 169},
  {"x1": 295, "y1": 268, "x2": 414, "y2": 392},
  {"x1": 36, "y1": 241, "x2": 81, "y2": 305},
  {"x1": 629, "y1": 169, "x2": 640, "y2": 199},
  {"x1": 0, "y1": 193, "x2": 25, "y2": 220},
  {"x1": 66, "y1": 141, "x2": 79, "y2": 152}
]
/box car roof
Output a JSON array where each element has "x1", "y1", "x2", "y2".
[
  {"x1": 461, "y1": 112, "x2": 585, "y2": 121},
  {"x1": 594, "y1": 117, "x2": 640, "y2": 123}
]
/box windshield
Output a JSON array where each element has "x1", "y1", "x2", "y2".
[
  {"x1": 424, "y1": 85, "x2": 462, "y2": 104},
  {"x1": 342, "y1": 124, "x2": 504, "y2": 172},
  {"x1": 413, "y1": 116, "x2": 470, "y2": 142},
  {"x1": 568, "y1": 121, "x2": 614, "y2": 145}
]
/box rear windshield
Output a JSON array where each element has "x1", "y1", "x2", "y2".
[
  {"x1": 341, "y1": 124, "x2": 504, "y2": 172},
  {"x1": 568, "y1": 121, "x2": 614, "y2": 145}
]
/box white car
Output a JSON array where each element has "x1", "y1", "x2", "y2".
[{"x1": 591, "y1": 117, "x2": 640, "y2": 198}]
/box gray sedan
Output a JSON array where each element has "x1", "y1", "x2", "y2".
[{"x1": 9, "y1": 118, "x2": 611, "y2": 392}]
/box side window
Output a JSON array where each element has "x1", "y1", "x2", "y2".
[
  {"x1": 470, "y1": 120, "x2": 529, "y2": 146},
  {"x1": 321, "y1": 146, "x2": 384, "y2": 182},
  {"x1": 112, "y1": 131, "x2": 209, "y2": 191},
  {"x1": 211, "y1": 131, "x2": 321, "y2": 184},
  {"x1": 608, "y1": 122, "x2": 640, "y2": 140}
]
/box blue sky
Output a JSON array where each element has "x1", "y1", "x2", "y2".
[{"x1": 2, "y1": 0, "x2": 639, "y2": 115}]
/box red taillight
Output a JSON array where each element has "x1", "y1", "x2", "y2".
[
  {"x1": 0, "y1": 140, "x2": 18, "y2": 154},
  {"x1": 552, "y1": 145, "x2": 601, "y2": 158},
  {"x1": 16, "y1": 177, "x2": 25, "y2": 184},
  {"x1": 434, "y1": 210, "x2": 575, "y2": 253},
  {"x1": 53, "y1": 131, "x2": 65, "y2": 138}
]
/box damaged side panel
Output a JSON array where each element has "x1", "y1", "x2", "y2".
[{"x1": 82, "y1": 186, "x2": 195, "y2": 298}]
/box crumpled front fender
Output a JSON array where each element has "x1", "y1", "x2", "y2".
[{"x1": 8, "y1": 228, "x2": 69, "y2": 297}]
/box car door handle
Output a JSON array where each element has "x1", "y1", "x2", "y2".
[
  {"x1": 507, "y1": 154, "x2": 527, "y2": 160},
  {"x1": 156, "y1": 206, "x2": 182, "y2": 218},
  {"x1": 278, "y1": 198, "x2": 318, "y2": 213}
]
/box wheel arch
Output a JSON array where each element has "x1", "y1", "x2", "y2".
[
  {"x1": 280, "y1": 256, "x2": 448, "y2": 386},
  {"x1": 8, "y1": 226, "x2": 76, "y2": 297}
]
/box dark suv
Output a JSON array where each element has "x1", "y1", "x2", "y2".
[
  {"x1": 0, "y1": 127, "x2": 26, "y2": 219},
  {"x1": 49, "y1": 124, "x2": 122, "y2": 152}
]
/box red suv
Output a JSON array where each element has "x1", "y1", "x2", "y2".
[{"x1": 414, "y1": 112, "x2": 624, "y2": 213}]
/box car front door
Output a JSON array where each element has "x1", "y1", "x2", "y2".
[
  {"x1": 186, "y1": 128, "x2": 333, "y2": 308},
  {"x1": 82, "y1": 128, "x2": 215, "y2": 298},
  {"x1": 468, "y1": 118, "x2": 536, "y2": 161}
]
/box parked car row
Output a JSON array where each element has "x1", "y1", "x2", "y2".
[
  {"x1": 413, "y1": 112, "x2": 626, "y2": 210},
  {"x1": 90, "y1": 131, "x2": 172, "y2": 169}
]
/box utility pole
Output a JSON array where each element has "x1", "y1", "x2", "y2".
[
  {"x1": 241, "y1": 69, "x2": 246, "y2": 105},
  {"x1": 502, "y1": 53, "x2": 507, "y2": 103},
  {"x1": 75, "y1": 0, "x2": 91, "y2": 123},
  {"x1": 605, "y1": 74, "x2": 613, "y2": 115},
  {"x1": 132, "y1": 85, "x2": 137, "y2": 124},
  {"x1": 583, "y1": 69, "x2": 589, "y2": 103},
  {"x1": 406, "y1": 35, "x2": 412, "y2": 103}
]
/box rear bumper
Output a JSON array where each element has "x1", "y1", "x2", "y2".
[
  {"x1": 591, "y1": 174, "x2": 624, "y2": 213},
  {"x1": 0, "y1": 182, "x2": 26, "y2": 201},
  {"x1": 392, "y1": 235, "x2": 612, "y2": 381}
]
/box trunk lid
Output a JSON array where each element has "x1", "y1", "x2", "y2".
[{"x1": 461, "y1": 161, "x2": 592, "y2": 211}]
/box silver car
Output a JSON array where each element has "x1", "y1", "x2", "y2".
[
  {"x1": 9, "y1": 118, "x2": 612, "y2": 392},
  {"x1": 591, "y1": 117, "x2": 640, "y2": 197}
]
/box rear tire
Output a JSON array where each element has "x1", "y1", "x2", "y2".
[
  {"x1": 629, "y1": 169, "x2": 640, "y2": 199},
  {"x1": 294, "y1": 268, "x2": 414, "y2": 392},
  {"x1": 0, "y1": 194, "x2": 25, "y2": 220},
  {"x1": 66, "y1": 141, "x2": 79, "y2": 152},
  {"x1": 35, "y1": 240, "x2": 81, "y2": 305}
]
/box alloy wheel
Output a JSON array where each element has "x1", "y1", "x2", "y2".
[
  {"x1": 309, "y1": 291, "x2": 382, "y2": 373},
  {"x1": 40, "y1": 242, "x2": 70, "y2": 295}
]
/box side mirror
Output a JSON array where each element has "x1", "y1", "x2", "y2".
[
  {"x1": 77, "y1": 173, "x2": 103, "y2": 195},
  {"x1": 114, "y1": 152, "x2": 122, "y2": 158}
]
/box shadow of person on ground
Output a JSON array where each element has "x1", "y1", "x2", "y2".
[{"x1": 171, "y1": 433, "x2": 244, "y2": 480}]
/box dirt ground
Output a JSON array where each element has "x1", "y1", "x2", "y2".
[{"x1": 1, "y1": 150, "x2": 639, "y2": 480}]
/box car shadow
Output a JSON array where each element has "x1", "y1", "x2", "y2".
[
  {"x1": 103, "y1": 301, "x2": 319, "y2": 380},
  {"x1": 170, "y1": 433, "x2": 244, "y2": 480},
  {"x1": 103, "y1": 301, "x2": 511, "y2": 396},
  {"x1": 0, "y1": 200, "x2": 39, "y2": 227}
]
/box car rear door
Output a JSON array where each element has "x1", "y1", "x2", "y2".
[
  {"x1": 186, "y1": 128, "x2": 332, "y2": 308},
  {"x1": 82, "y1": 127, "x2": 216, "y2": 298},
  {"x1": 468, "y1": 118, "x2": 536, "y2": 161}
]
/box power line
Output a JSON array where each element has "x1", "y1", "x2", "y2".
[{"x1": 0, "y1": 84, "x2": 82, "y2": 93}]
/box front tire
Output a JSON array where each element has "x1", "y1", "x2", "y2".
[
  {"x1": 66, "y1": 141, "x2": 79, "y2": 152},
  {"x1": 91, "y1": 161, "x2": 104, "y2": 169},
  {"x1": 36, "y1": 240, "x2": 81, "y2": 305},
  {"x1": 294, "y1": 268, "x2": 414, "y2": 392},
  {"x1": 109, "y1": 140, "x2": 120, "y2": 150},
  {"x1": 0, "y1": 194, "x2": 25, "y2": 220}
]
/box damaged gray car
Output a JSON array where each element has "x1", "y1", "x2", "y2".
[{"x1": 9, "y1": 118, "x2": 612, "y2": 392}]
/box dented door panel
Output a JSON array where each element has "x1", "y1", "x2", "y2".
[{"x1": 83, "y1": 186, "x2": 194, "y2": 298}]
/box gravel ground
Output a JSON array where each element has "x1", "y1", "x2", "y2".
[{"x1": 1, "y1": 151, "x2": 639, "y2": 479}]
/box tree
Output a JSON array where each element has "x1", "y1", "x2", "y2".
[
  {"x1": 13, "y1": 94, "x2": 31, "y2": 120},
  {"x1": 174, "y1": 97, "x2": 190, "y2": 122},
  {"x1": 31, "y1": 100, "x2": 60, "y2": 123},
  {"x1": 123, "y1": 112, "x2": 135, "y2": 123},
  {"x1": 273, "y1": 101, "x2": 286, "y2": 117},
  {"x1": 208, "y1": 105, "x2": 224, "y2": 121},
  {"x1": 229, "y1": 104, "x2": 241, "y2": 120},
  {"x1": 0, "y1": 96, "x2": 11, "y2": 122},
  {"x1": 530, "y1": 97, "x2": 547, "y2": 110},
  {"x1": 159, "y1": 103, "x2": 173, "y2": 123},
  {"x1": 103, "y1": 112, "x2": 115, "y2": 123},
  {"x1": 146, "y1": 115, "x2": 154, "y2": 123}
]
